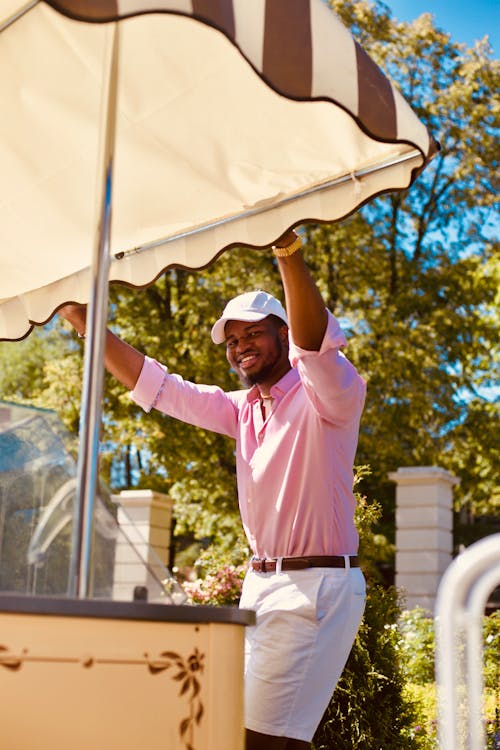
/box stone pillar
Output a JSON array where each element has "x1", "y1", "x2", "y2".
[
  {"x1": 388, "y1": 466, "x2": 459, "y2": 613},
  {"x1": 111, "y1": 489, "x2": 173, "y2": 602}
]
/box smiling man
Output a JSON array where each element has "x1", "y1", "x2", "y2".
[
  {"x1": 220, "y1": 292, "x2": 290, "y2": 386},
  {"x1": 59, "y1": 229, "x2": 367, "y2": 750}
]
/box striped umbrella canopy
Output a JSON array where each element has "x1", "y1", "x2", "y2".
[{"x1": 0, "y1": 0, "x2": 437, "y2": 342}]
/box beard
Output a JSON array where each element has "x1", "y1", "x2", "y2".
[{"x1": 237, "y1": 335, "x2": 287, "y2": 388}]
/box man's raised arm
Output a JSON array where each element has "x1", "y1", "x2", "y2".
[
  {"x1": 58, "y1": 304, "x2": 144, "y2": 390},
  {"x1": 273, "y1": 230, "x2": 328, "y2": 351}
]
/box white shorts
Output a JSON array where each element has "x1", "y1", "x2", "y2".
[{"x1": 239, "y1": 565, "x2": 366, "y2": 742}]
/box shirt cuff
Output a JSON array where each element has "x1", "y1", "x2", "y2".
[
  {"x1": 289, "y1": 310, "x2": 347, "y2": 366},
  {"x1": 130, "y1": 356, "x2": 168, "y2": 412}
]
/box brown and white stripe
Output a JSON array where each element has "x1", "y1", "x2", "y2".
[{"x1": 47, "y1": 0, "x2": 437, "y2": 159}]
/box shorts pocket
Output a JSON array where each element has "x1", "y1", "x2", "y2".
[
  {"x1": 315, "y1": 568, "x2": 366, "y2": 621},
  {"x1": 349, "y1": 568, "x2": 367, "y2": 598}
]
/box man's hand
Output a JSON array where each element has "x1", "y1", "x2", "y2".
[
  {"x1": 58, "y1": 302, "x2": 145, "y2": 390},
  {"x1": 58, "y1": 303, "x2": 87, "y2": 336},
  {"x1": 273, "y1": 229, "x2": 299, "y2": 249}
]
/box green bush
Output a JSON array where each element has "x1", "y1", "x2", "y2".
[
  {"x1": 400, "y1": 608, "x2": 500, "y2": 749},
  {"x1": 398, "y1": 607, "x2": 436, "y2": 685},
  {"x1": 399, "y1": 606, "x2": 499, "y2": 689},
  {"x1": 312, "y1": 585, "x2": 430, "y2": 750},
  {"x1": 313, "y1": 599, "x2": 500, "y2": 749},
  {"x1": 483, "y1": 610, "x2": 500, "y2": 692}
]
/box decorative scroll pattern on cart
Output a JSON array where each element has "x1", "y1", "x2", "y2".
[
  {"x1": 147, "y1": 648, "x2": 205, "y2": 750},
  {"x1": 0, "y1": 644, "x2": 205, "y2": 750}
]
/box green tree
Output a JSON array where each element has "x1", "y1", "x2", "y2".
[
  {"x1": 0, "y1": 325, "x2": 63, "y2": 403},
  {"x1": 319, "y1": 0, "x2": 499, "y2": 533}
]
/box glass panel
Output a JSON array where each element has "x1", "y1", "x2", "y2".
[{"x1": 0, "y1": 402, "x2": 186, "y2": 604}]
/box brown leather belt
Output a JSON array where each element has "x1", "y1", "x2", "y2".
[{"x1": 250, "y1": 555, "x2": 359, "y2": 573}]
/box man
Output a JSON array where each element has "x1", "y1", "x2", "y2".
[{"x1": 60, "y1": 229, "x2": 366, "y2": 749}]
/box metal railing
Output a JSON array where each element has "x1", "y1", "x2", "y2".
[{"x1": 435, "y1": 533, "x2": 500, "y2": 750}]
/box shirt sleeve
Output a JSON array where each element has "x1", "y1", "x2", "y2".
[
  {"x1": 288, "y1": 311, "x2": 366, "y2": 426},
  {"x1": 130, "y1": 357, "x2": 168, "y2": 413},
  {"x1": 131, "y1": 356, "x2": 240, "y2": 439}
]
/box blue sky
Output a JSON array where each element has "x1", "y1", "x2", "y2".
[{"x1": 384, "y1": 1, "x2": 498, "y2": 55}]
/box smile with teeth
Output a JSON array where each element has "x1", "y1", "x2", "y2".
[{"x1": 239, "y1": 353, "x2": 259, "y2": 368}]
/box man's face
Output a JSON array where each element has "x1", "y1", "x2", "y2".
[{"x1": 224, "y1": 316, "x2": 290, "y2": 388}]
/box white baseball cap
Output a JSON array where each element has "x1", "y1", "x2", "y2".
[{"x1": 211, "y1": 290, "x2": 289, "y2": 344}]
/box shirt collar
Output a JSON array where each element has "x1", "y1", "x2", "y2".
[{"x1": 246, "y1": 367, "x2": 299, "y2": 404}]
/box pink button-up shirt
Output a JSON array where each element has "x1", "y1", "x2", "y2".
[{"x1": 131, "y1": 311, "x2": 366, "y2": 557}]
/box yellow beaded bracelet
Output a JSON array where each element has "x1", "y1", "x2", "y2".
[{"x1": 272, "y1": 234, "x2": 302, "y2": 258}]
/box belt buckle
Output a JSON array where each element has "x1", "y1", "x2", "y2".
[{"x1": 253, "y1": 557, "x2": 269, "y2": 573}]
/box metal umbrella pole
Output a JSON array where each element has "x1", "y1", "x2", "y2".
[{"x1": 68, "y1": 23, "x2": 120, "y2": 599}]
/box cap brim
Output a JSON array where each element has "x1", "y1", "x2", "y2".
[{"x1": 210, "y1": 311, "x2": 268, "y2": 344}]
